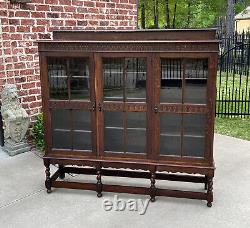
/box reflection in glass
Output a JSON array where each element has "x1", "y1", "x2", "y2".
[
  {"x1": 103, "y1": 58, "x2": 146, "y2": 102},
  {"x1": 125, "y1": 58, "x2": 146, "y2": 102},
  {"x1": 48, "y1": 58, "x2": 68, "y2": 100},
  {"x1": 48, "y1": 57, "x2": 90, "y2": 100},
  {"x1": 183, "y1": 136, "x2": 205, "y2": 157},
  {"x1": 184, "y1": 59, "x2": 208, "y2": 104},
  {"x1": 161, "y1": 59, "x2": 182, "y2": 103},
  {"x1": 69, "y1": 58, "x2": 90, "y2": 100},
  {"x1": 103, "y1": 58, "x2": 123, "y2": 101}
]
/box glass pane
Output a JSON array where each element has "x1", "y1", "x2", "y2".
[
  {"x1": 160, "y1": 114, "x2": 181, "y2": 156},
  {"x1": 160, "y1": 135, "x2": 181, "y2": 156},
  {"x1": 183, "y1": 114, "x2": 206, "y2": 136},
  {"x1": 160, "y1": 114, "x2": 181, "y2": 135},
  {"x1": 48, "y1": 58, "x2": 68, "y2": 100},
  {"x1": 161, "y1": 59, "x2": 182, "y2": 103},
  {"x1": 52, "y1": 130, "x2": 71, "y2": 149},
  {"x1": 104, "y1": 128, "x2": 124, "y2": 152},
  {"x1": 184, "y1": 59, "x2": 208, "y2": 104},
  {"x1": 69, "y1": 58, "x2": 90, "y2": 100},
  {"x1": 125, "y1": 58, "x2": 146, "y2": 102},
  {"x1": 103, "y1": 58, "x2": 123, "y2": 101},
  {"x1": 127, "y1": 129, "x2": 146, "y2": 153},
  {"x1": 104, "y1": 111, "x2": 123, "y2": 127},
  {"x1": 72, "y1": 110, "x2": 91, "y2": 131},
  {"x1": 104, "y1": 111, "x2": 124, "y2": 152},
  {"x1": 127, "y1": 112, "x2": 146, "y2": 129},
  {"x1": 183, "y1": 136, "x2": 205, "y2": 157},
  {"x1": 73, "y1": 130, "x2": 91, "y2": 151},
  {"x1": 51, "y1": 109, "x2": 71, "y2": 130}
]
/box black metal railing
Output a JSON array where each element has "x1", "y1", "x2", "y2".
[{"x1": 216, "y1": 32, "x2": 250, "y2": 118}]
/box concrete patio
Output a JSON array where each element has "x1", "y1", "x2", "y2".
[{"x1": 0, "y1": 134, "x2": 250, "y2": 228}]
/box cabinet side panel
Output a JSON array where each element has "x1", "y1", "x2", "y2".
[
  {"x1": 206, "y1": 53, "x2": 218, "y2": 164},
  {"x1": 39, "y1": 55, "x2": 52, "y2": 155}
]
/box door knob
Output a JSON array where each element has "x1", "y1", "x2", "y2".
[
  {"x1": 98, "y1": 103, "x2": 102, "y2": 112},
  {"x1": 92, "y1": 101, "x2": 96, "y2": 111},
  {"x1": 154, "y1": 106, "x2": 158, "y2": 113}
]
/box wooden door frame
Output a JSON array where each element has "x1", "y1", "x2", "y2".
[
  {"x1": 95, "y1": 53, "x2": 154, "y2": 160},
  {"x1": 152, "y1": 53, "x2": 214, "y2": 164},
  {"x1": 41, "y1": 53, "x2": 98, "y2": 158}
]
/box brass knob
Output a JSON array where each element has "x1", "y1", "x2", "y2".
[
  {"x1": 98, "y1": 103, "x2": 102, "y2": 112},
  {"x1": 92, "y1": 102, "x2": 96, "y2": 111},
  {"x1": 154, "y1": 106, "x2": 158, "y2": 113}
]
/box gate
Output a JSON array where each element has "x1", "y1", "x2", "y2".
[{"x1": 216, "y1": 32, "x2": 250, "y2": 118}]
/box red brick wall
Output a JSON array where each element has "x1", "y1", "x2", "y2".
[{"x1": 0, "y1": 0, "x2": 137, "y2": 120}]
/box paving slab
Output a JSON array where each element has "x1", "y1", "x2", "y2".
[
  {"x1": 0, "y1": 134, "x2": 250, "y2": 228},
  {"x1": 0, "y1": 146, "x2": 9, "y2": 159}
]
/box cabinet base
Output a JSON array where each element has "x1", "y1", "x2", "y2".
[{"x1": 44, "y1": 163, "x2": 214, "y2": 207}]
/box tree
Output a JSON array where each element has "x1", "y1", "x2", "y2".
[
  {"x1": 137, "y1": 0, "x2": 250, "y2": 30},
  {"x1": 172, "y1": 0, "x2": 177, "y2": 28},
  {"x1": 226, "y1": 0, "x2": 235, "y2": 37},
  {"x1": 165, "y1": 0, "x2": 170, "y2": 28}
]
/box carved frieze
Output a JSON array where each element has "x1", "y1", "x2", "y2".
[{"x1": 39, "y1": 41, "x2": 218, "y2": 53}]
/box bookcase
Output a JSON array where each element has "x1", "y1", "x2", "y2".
[{"x1": 38, "y1": 29, "x2": 219, "y2": 207}]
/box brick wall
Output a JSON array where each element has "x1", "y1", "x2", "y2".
[{"x1": 0, "y1": 0, "x2": 137, "y2": 121}]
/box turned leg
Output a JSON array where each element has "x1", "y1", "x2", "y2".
[
  {"x1": 204, "y1": 175, "x2": 208, "y2": 190},
  {"x1": 207, "y1": 176, "x2": 213, "y2": 207},
  {"x1": 58, "y1": 165, "x2": 65, "y2": 179},
  {"x1": 150, "y1": 171, "x2": 156, "y2": 202},
  {"x1": 96, "y1": 165, "x2": 103, "y2": 198},
  {"x1": 44, "y1": 159, "x2": 52, "y2": 194}
]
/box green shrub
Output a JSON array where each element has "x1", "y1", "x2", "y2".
[{"x1": 32, "y1": 113, "x2": 45, "y2": 151}]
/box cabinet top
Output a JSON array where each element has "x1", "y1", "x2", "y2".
[
  {"x1": 38, "y1": 29, "x2": 219, "y2": 53},
  {"x1": 52, "y1": 29, "x2": 218, "y2": 41}
]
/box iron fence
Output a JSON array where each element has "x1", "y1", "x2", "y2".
[{"x1": 216, "y1": 31, "x2": 250, "y2": 118}]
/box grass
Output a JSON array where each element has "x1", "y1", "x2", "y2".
[
  {"x1": 217, "y1": 71, "x2": 249, "y2": 89},
  {"x1": 215, "y1": 117, "x2": 250, "y2": 141},
  {"x1": 216, "y1": 71, "x2": 250, "y2": 115},
  {"x1": 215, "y1": 71, "x2": 250, "y2": 141}
]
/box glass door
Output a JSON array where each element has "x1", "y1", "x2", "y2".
[
  {"x1": 47, "y1": 56, "x2": 96, "y2": 155},
  {"x1": 98, "y1": 56, "x2": 149, "y2": 157},
  {"x1": 155, "y1": 57, "x2": 209, "y2": 160}
]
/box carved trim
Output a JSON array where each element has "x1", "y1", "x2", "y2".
[
  {"x1": 103, "y1": 102, "x2": 124, "y2": 111},
  {"x1": 150, "y1": 171, "x2": 156, "y2": 202},
  {"x1": 96, "y1": 164, "x2": 103, "y2": 197},
  {"x1": 182, "y1": 105, "x2": 208, "y2": 113},
  {"x1": 125, "y1": 103, "x2": 146, "y2": 112},
  {"x1": 39, "y1": 42, "x2": 218, "y2": 53},
  {"x1": 103, "y1": 102, "x2": 147, "y2": 112},
  {"x1": 49, "y1": 100, "x2": 91, "y2": 110},
  {"x1": 159, "y1": 104, "x2": 182, "y2": 113},
  {"x1": 207, "y1": 176, "x2": 213, "y2": 207}
]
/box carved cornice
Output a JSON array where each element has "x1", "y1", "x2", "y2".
[{"x1": 38, "y1": 41, "x2": 218, "y2": 53}]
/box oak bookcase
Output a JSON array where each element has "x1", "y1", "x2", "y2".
[{"x1": 38, "y1": 29, "x2": 219, "y2": 207}]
